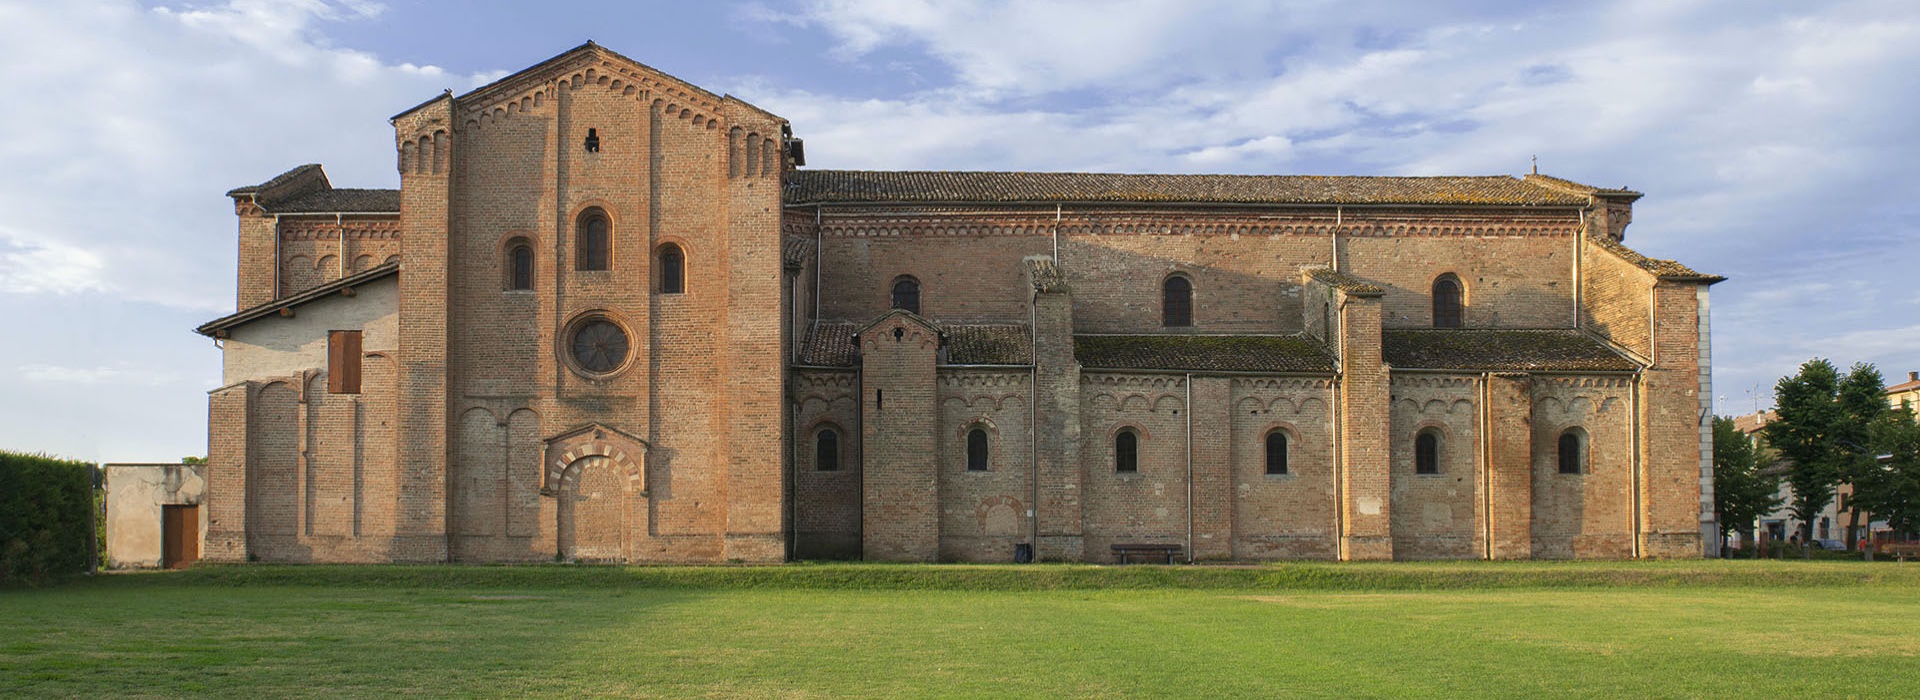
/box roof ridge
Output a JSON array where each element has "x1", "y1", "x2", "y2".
[
  {"x1": 801, "y1": 168, "x2": 1526, "y2": 180},
  {"x1": 195, "y1": 262, "x2": 399, "y2": 336},
  {"x1": 226, "y1": 163, "x2": 325, "y2": 197},
  {"x1": 787, "y1": 170, "x2": 1590, "y2": 206}
]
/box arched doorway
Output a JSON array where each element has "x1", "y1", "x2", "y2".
[
  {"x1": 556, "y1": 455, "x2": 629, "y2": 562},
  {"x1": 542, "y1": 423, "x2": 649, "y2": 563}
]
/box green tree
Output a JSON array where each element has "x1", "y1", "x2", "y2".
[
  {"x1": 1858, "y1": 408, "x2": 1920, "y2": 541},
  {"x1": 1764, "y1": 360, "x2": 1888, "y2": 554},
  {"x1": 180, "y1": 456, "x2": 206, "y2": 465},
  {"x1": 1833, "y1": 363, "x2": 1888, "y2": 549},
  {"x1": 1713, "y1": 416, "x2": 1781, "y2": 553}
]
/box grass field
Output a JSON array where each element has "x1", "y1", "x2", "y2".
[{"x1": 4, "y1": 561, "x2": 1918, "y2": 698}]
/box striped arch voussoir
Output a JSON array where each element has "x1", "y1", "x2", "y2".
[{"x1": 541, "y1": 424, "x2": 649, "y2": 496}]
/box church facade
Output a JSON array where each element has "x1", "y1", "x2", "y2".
[{"x1": 196, "y1": 43, "x2": 1722, "y2": 564}]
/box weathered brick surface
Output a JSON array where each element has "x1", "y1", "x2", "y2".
[
  {"x1": 860, "y1": 314, "x2": 941, "y2": 561},
  {"x1": 935, "y1": 369, "x2": 1032, "y2": 562},
  {"x1": 1229, "y1": 378, "x2": 1337, "y2": 560},
  {"x1": 206, "y1": 44, "x2": 1717, "y2": 564},
  {"x1": 1337, "y1": 290, "x2": 1394, "y2": 560},
  {"x1": 1486, "y1": 374, "x2": 1532, "y2": 559},
  {"x1": 791, "y1": 370, "x2": 860, "y2": 559},
  {"x1": 1529, "y1": 376, "x2": 1634, "y2": 558},
  {"x1": 1388, "y1": 374, "x2": 1479, "y2": 560}
]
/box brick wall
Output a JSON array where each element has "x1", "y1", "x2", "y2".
[
  {"x1": 202, "y1": 384, "x2": 249, "y2": 561},
  {"x1": 1529, "y1": 376, "x2": 1635, "y2": 558},
  {"x1": 1388, "y1": 375, "x2": 1480, "y2": 559},
  {"x1": 860, "y1": 314, "x2": 941, "y2": 561},
  {"x1": 1485, "y1": 374, "x2": 1531, "y2": 559},
  {"x1": 791, "y1": 370, "x2": 860, "y2": 559},
  {"x1": 935, "y1": 369, "x2": 1032, "y2": 562},
  {"x1": 1228, "y1": 377, "x2": 1338, "y2": 560},
  {"x1": 1078, "y1": 373, "x2": 1189, "y2": 560}
]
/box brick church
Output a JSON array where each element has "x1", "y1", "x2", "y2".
[{"x1": 195, "y1": 43, "x2": 1722, "y2": 564}]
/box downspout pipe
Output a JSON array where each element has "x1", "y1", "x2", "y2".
[
  {"x1": 1185, "y1": 372, "x2": 1194, "y2": 564},
  {"x1": 1332, "y1": 206, "x2": 1342, "y2": 272},
  {"x1": 1631, "y1": 368, "x2": 1644, "y2": 558},
  {"x1": 1480, "y1": 372, "x2": 1494, "y2": 560},
  {"x1": 1052, "y1": 204, "x2": 1062, "y2": 263},
  {"x1": 1029, "y1": 290, "x2": 1041, "y2": 562}
]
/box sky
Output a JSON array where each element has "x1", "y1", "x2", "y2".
[{"x1": 1, "y1": 0, "x2": 1917, "y2": 462}]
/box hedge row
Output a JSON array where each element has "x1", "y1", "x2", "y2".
[{"x1": 0, "y1": 451, "x2": 95, "y2": 583}]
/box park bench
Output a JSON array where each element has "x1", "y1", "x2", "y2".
[
  {"x1": 1111, "y1": 543, "x2": 1182, "y2": 565},
  {"x1": 1883, "y1": 543, "x2": 1920, "y2": 562}
]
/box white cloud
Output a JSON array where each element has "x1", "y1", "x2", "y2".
[
  {"x1": 0, "y1": 0, "x2": 495, "y2": 312},
  {"x1": 747, "y1": 0, "x2": 1920, "y2": 413},
  {"x1": 18, "y1": 362, "x2": 183, "y2": 387},
  {"x1": 0, "y1": 228, "x2": 109, "y2": 295}
]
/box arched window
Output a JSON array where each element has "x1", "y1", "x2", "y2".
[
  {"x1": 1432, "y1": 274, "x2": 1463, "y2": 328},
  {"x1": 891, "y1": 276, "x2": 921, "y2": 314},
  {"x1": 1163, "y1": 275, "x2": 1193, "y2": 327},
  {"x1": 1415, "y1": 430, "x2": 1441, "y2": 475},
  {"x1": 1115, "y1": 429, "x2": 1139, "y2": 473},
  {"x1": 1558, "y1": 428, "x2": 1585, "y2": 474},
  {"x1": 966, "y1": 428, "x2": 989, "y2": 471},
  {"x1": 815, "y1": 428, "x2": 840, "y2": 472},
  {"x1": 1265, "y1": 430, "x2": 1289, "y2": 475},
  {"x1": 658, "y1": 243, "x2": 685, "y2": 294},
  {"x1": 508, "y1": 244, "x2": 533, "y2": 291},
  {"x1": 576, "y1": 208, "x2": 610, "y2": 271}
]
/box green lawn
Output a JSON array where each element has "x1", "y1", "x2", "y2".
[{"x1": 4, "y1": 561, "x2": 1918, "y2": 698}]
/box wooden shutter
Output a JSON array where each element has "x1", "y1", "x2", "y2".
[{"x1": 328, "y1": 330, "x2": 362, "y2": 394}]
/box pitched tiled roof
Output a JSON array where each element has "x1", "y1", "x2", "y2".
[
  {"x1": 786, "y1": 170, "x2": 1592, "y2": 206},
  {"x1": 1075, "y1": 335, "x2": 1334, "y2": 373},
  {"x1": 1523, "y1": 173, "x2": 1642, "y2": 201},
  {"x1": 270, "y1": 188, "x2": 400, "y2": 214},
  {"x1": 945, "y1": 325, "x2": 1031, "y2": 365},
  {"x1": 1589, "y1": 235, "x2": 1723, "y2": 283},
  {"x1": 195, "y1": 262, "x2": 399, "y2": 337},
  {"x1": 1382, "y1": 329, "x2": 1640, "y2": 372},
  {"x1": 1304, "y1": 267, "x2": 1385, "y2": 296},
  {"x1": 227, "y1": 164, "x2": 323, "y2": 196},
  {"x1": 798, "y1": 322, "x2": 859, "y2": 367}
]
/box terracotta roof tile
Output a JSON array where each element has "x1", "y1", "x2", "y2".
[
  {"x1": 1305, "y1": 267, "x2": 1385, "y2": 296},
  {"x1": 787, "y1": 170, "x2": 1591, "y2": 206},
  {"x1": 1075, "y1": 335, "x2": 1334, "y2": 373},
  {"x1": 1589, "y1": 235, "x2": 1723, "y2": 282},
  {"x1": 945, "y1": 324, "x2": 1031, "y2": 365},
  {"x1": 195, "y1": 262, "x2": 399, "y2": 337},
  {"x1": 798, "y1": 323, "x2": 859, "y2": 367},
  {"x1": 1382, "y1": 329, "x2": 1639, "y2": 372},
  {"x1": 226, "y1": 164, "x2": 323, "y2": 196},
  {"x1": 269, "y1": 188, "x2": 400, "y2": 214}
]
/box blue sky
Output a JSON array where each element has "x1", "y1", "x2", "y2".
[{"x1": 2, "y1": 0, "x2": 1917, "y2": 462}]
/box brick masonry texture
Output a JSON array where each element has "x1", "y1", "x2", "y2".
[{"x1": 200, "y1": 43, "x2": 1718, "y2": 564}]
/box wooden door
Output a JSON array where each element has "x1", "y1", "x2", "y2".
[{"x1": 163, "y1": 505, "x2": 199, "y2": 569}]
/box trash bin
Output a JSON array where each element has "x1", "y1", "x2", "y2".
[{"x1": 1014, "y1": 543, "x2": 1034, "y2": 564}]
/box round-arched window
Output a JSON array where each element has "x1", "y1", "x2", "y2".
[
  {"x1": 1163, "y1": 275, "x2": 1193, "y2": 327},
  {"x1": 891, "y1": 276, "x2": 921, "y2": 314},
  {"x1": 966, "y1": 428, "x2": 989, "y2": 471},
  {"x1": 1415, "y1": 430, "x2": 1441, "y2": 474},
  {"x1": 1558, "y1": 429, "x2": 1585, "y2": 474},
  {"x1": 569, "y1": 317, "x2": 629, "y2": 375},
  {"x1": 1432, "y1": 275, "x2": 1463, "y2": 328}
]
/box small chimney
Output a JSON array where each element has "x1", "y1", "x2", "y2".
[{"x1": 1909, "y1": 371, "x2": 1917, "y2": 383}]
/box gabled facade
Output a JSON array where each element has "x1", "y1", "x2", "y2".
[{"x1": 198, "y1": 43, "x2": 1723, "y2": 564}]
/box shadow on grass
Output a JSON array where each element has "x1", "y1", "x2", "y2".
[{"x1": 42, "y1": 558, "x2": 1920, "y2": 593}]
